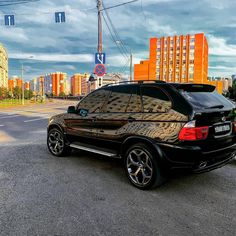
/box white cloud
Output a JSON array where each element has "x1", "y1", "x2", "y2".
[
  {"x1": 9, "y1": 52, "x2": 94, "y2": 62},
  {"x1": 147, "y1": 19, "x2": 177, "y2": 36},
  {"x1": 0, "y1": 27, "x2": 28, "y2": 43},
  {"x1": 208, "y1": 35, "x2": 236, "y2": 56}
]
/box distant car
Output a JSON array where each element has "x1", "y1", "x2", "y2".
[{"x1": 47, "y1": 81, "x2": 236, "y2": 189}]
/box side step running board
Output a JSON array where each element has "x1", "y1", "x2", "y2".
[{"x1": 69, "y1": 143, "x2": 121, "y2": 158}]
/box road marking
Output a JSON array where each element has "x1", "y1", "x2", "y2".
[
  {"x1": 24, "y1": 117, "x2": 49, "y2": 123},
  {"x1": 29, "y1": 130, "x2": 47, "y2": 134},
  {"x1": 0, "y1": 115, "x2": 21, "y2": 119},
  {"x1": 0, "y1": 125, "x2": 4, "y2": 127}
]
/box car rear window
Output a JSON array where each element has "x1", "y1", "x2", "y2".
[{"x1": 176, "y1": 84, "x2": 234, "y2": 110}]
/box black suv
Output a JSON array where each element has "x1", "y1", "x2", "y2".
[{"x1": 47, "y1": 81, "x2": 236, "y2": 189}]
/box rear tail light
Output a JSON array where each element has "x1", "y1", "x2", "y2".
[{"x1": 179, "y1": 120, "x2": 209, "y2": 141}]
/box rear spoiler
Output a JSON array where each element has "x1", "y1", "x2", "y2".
[{"x1": 170, "y1": 83, "x2": 215, "y2": 92}]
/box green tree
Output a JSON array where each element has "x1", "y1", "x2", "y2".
[
  {"x1": 232, "y1": 80, "x2": 236, "y2": 99},
  {"x1": 24, "y1": 89, "x2": 33, "y2": 100},
  {"x1": 0, "y1": 87, "x2": 7, "y2": 99},
  {"x1": 59, "y1": 92, "x2": 66, "y2": 97},
  {"x1": 13, "y1": 86, "x2": 22, "y2": 99}
]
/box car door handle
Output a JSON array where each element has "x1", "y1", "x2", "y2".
[
  {"x1": 91, "y1": 117, "x2": 97, "y2": 122},
  {"x1": 128, "y1": 117, "x2": 136, "y2": 122}
]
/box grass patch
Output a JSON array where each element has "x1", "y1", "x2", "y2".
[{"x1": 0, "y1": 99, "x2": 31, "y2": 107}]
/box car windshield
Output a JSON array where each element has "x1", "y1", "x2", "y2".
[{"x1": 180, "y1": 90, "x2": 234, "y2": 110}]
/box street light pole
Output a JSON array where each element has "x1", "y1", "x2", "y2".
[
  {"x1": 130, "y1": 51, "x2": 133, "y2": 81},
  {"x1": 21, "y1": 63, "x2": 24, "y2": 105},
  {"x1": 115, "y1": 40, "x2": 133, "y2": 81}
]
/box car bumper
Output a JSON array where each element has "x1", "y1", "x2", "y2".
[{"x1": 158, "y1": 143, "x2": 236, "y2": 173}]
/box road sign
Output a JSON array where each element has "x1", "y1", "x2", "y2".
[
  {"x1": 94, "y1": 64, "x2": 106, "y2": 77},
  {"x1": 5, "y1": 15, "x2": 15, "y2": 26},
  {"x1": 95, "y1": 53, "x2": 106, "y2": 64},
  {"x1": 55, "y1": 12, "x2": 66, "y2": 23}
]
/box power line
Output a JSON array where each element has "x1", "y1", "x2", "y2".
[
  {"x1": 120, "y1": 58, "x2": 131, "y2": 75},
  {"x1": 102, "y1": 12, "x2": 129, "y2": 60},
  {"x1": 0, "y1": 0, "x2": 40, "y2": 7},
  {"x1": 103, "y1": 2, "x2": 129, "y2": 57},
  {"x1": 100, "y1": 0, "x2": 138, "y2": 11}
]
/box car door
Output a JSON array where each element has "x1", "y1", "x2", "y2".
[
  {"x1": 64, "y1": 88, "x2": 110, "y2": 145},
  {"x1": 95, "y1": 84, "x2": 142, "y2": 150}
]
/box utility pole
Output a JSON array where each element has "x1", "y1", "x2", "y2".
[
  {"x1": 97, "y1": 0, "x2": 103, "y2": 53},
  {"x1": 96, "y1": 0, "x2": 137, "y2": 80}
]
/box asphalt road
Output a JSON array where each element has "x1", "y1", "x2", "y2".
[{"x1": 0, "y1": 100, "x2": 236, "y2": 236}]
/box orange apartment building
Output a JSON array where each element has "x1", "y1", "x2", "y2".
[
  {"x1": 51, "y1": 72, "x2": 67, "y2": 96},
  {"x1": 24, "y1": 82, "x2": 30, "y2": 90},
  {"x1": 8, "y1": 78, "x2": 22, "y2": 90},
  {"x1": 71, "y1": 74, "x2": 83, "y2": 96},
  {"x1": 134, "y1": 33, "x2": 223, "y2": 93},
  {"x1": 71, "y1": 73, "x2": 90, "y2": 96}
]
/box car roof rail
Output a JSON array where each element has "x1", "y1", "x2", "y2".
[{"x1": 102, "y1": 80, "x2": 166, "y2": 87}]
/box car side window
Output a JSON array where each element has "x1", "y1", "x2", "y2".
[
  {"x1": 104, "y1": 85, "x2": 132, "y2": 113},
  {"x1": 141, "y1": 86, "x2": 172, "y2": 113},
  {"x1": 77, "y1": 88, "x2": 110, "y2": 113},
  {"x1": 126, "y1": 86, "x2": 142, "y2": 113}
]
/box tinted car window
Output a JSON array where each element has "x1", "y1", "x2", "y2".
[
  {"x1": 105, "y1": 85, "x2": 132, "y2": 113},
  {"x1": 78, "y1": 88, "x2": 110, "y2": 113},
  {"x1": 126, "y1": 86, "x2": 142, "y2": 113},
  {"x1": 180, "y1": 90, "x2": 234, "y2": 110},
  {"x1": 141, "y1": 86, "x2": 172, "y2": 113}
]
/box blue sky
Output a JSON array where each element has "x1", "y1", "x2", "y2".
[{"x1": 0, "y1": 0, "x2": 236, "y2": 81}]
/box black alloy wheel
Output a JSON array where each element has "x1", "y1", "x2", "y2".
[
  {"x1": 47, "y1": 128, "x2": 71, "y2": 157},
  {"x1": 125, "y1": 143, "x2": 166, "y2": 189}
]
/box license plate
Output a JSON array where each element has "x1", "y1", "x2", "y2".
[{"x1": 214, "y1": 124, "x2": 231, "y2": 133}]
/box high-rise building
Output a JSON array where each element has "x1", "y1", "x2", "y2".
[
  {"x1": 24, "y1": 82, "x2": 30, "y2": 90},
  {"x1": 134, "y1": 33, "x2": 208, "y2": 83},
  {"x1": 70, "y1": 73, "x2": 90, "y2": 96},
  {"x1": 51, "y1": 72, "x2": 67, "y2": 96},
  {"x1": 44, "y1": 74, "x2": 52, "y2": 95},
  {"x1": 0, "y1": 44, "x2": 8, "y2": 88},
  {"x1": 8, "y1": 77, "x2": 22, "y2": 89},
  {"x1": 81, "y1": 73, "x2": 90, "y2": 96},
  {"x1": 36, "y1": 76, "x2": 45, "y2": 96},
  {"x1": 71, "y1": 74, "x2": 83, "y2": 96},
  {"x1": 30, "y1": 78, "x2": 37, "y2": 95}
]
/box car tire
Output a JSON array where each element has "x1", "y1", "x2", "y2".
[
  {"x1": 124, "y1": 143, "x2": 166, "y2": 190},
  {"x1": 47, "y1": 128, "x2": 71, "y2": 157}
]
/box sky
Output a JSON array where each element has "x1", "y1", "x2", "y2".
[{"x1": 0, "y1": 0, "x2": 236, "y2": 81}]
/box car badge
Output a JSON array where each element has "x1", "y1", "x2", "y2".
[{"x1": 222, "y1": 116, "x2": 226, "y2": 122}]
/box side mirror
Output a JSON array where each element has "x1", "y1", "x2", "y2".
[
  {"x1": 67, "y1": 106, "x2": 76, "y2": 114},
  {"x1": 78, "y1": 108, "x2": 89, "y2": 117}
]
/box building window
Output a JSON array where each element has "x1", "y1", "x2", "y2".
[{"x1": 190, "y1": 45, "x2": 195, "y2": 50}]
